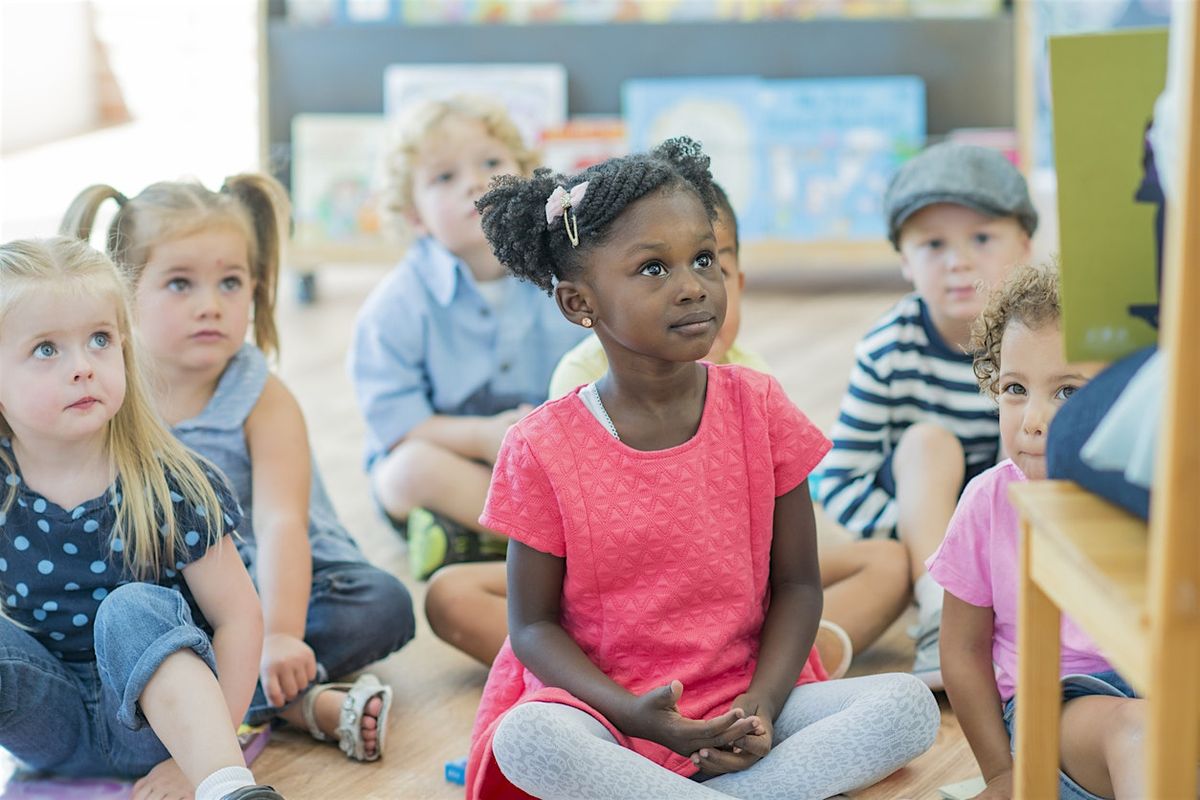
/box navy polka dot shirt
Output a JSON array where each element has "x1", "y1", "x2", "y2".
[{"x1": 0, "y1": 441, "x2": 242, "y2": 661}]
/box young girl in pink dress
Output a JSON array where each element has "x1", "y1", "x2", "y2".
[{"x1": 464, "y1": 138, "x2": 940, "y2": 800}]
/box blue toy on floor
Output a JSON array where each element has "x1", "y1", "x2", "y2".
[{"x1": 444, "y1": 756, "x2": 468, "y2": 786}]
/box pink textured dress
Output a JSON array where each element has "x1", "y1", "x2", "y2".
[{"x1": 467, "y1": 364, "x2": 832, "y2": 799}]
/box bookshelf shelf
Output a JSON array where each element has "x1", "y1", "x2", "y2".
[{"x1": 259, "y1": 2, "x2": 1013, "y2": 279}]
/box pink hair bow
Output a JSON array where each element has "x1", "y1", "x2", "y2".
[
  {"x1": 545, "y1": 181, "x2": 588, "y2": 247},
  {"x1": 544, "y1": 182, "x2": 589, "y2": 223}
]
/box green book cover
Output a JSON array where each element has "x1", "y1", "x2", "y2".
[{"x1": 1049, "y1": 28, "x2": 1168, "y2": 362}]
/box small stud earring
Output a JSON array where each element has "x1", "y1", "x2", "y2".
[{"x1": 581, "y1": 317, "x2": 593, "y2": 328}]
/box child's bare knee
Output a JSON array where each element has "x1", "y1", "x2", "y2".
[
  {"x1": 895, "y1": 422, "x2": 963, "y2": 461},
  {"x1": 1108, "y1": 699, "x2": 1146, "y2": 747},
  {"x1": 374, "y1": 439, "x2": 441, "y2": 514},
  {"x1": 893, "y1": 424, "x2": 966, "y2": 490},
  {"x1": 424, "y1": 567, "x2": 464, "y2": 636}
]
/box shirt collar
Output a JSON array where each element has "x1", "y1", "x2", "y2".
[
  {"x1": 916, "y1": 296, "x2": 970, "y2": 361},
  {"x1": 415, "y1": 237, "x2": 474, "y2": 308}
]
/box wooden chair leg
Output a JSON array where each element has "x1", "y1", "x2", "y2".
[
  {"x1": 1015, "y1": 518, "x2": 1062, "y2": 799},
  {"x1": 1145, "y1": 607, "x2": 1200, "y2": 795}
]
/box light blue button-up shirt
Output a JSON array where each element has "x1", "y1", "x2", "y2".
[{"x1": 348, "y1": 236, "x2": 588, "y2": 470}]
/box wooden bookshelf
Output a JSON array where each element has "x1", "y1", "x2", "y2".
[
  {"x1": 1011, "y1": 4, "x2": 1200, "y2": 796},
  {"x1": 258, "y1": 2, "x2": 1011, "y2": 287}
]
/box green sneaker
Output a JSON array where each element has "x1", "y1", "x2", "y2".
[
  {"x1": 406, "y1": 507, "x2": 503, "y2": 580},
  {"x1": 479, "y1": 531, "x2": 510, "y2": 560}
]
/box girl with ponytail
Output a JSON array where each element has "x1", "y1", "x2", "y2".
[
  {"x1": 62, "y1": 174, "x2": 414, "y2": 763},
  {"x1": 466, "y1": 139, "x2": 940, "y2": 799}
]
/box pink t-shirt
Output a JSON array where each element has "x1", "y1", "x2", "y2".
[
  {"x1": 926, "y1": 459, "x2": 1113, "y2": 700},
  {"x1": 466, "y1": 364, "x2": 831, "y2": 799}
]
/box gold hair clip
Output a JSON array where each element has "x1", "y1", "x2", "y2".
[{"x1": 544, "y1": 182, "x2": 589, "y2": 248}]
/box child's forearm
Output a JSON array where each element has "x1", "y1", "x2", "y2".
[
  {"x1": 405, "y1": 413, "x2": 496, "y2": 462},
  {"x1": 513, "y1": 620, "x2": 650, "y2": 734},
  {"x1": 255, "y1": 519, "x2": 313, "y2": 638},
  {"x1": 945, "y1": 657, "x2": 1012, "y2": 780},
  {"x1": 743, "y1": 580, "x2": 822, "y2": 719},
  {"x1": 942, "y1": 595, "x2": 1013, "y2": 781},
  {"x1": 211, "y1": 614, "x2": 265, "y2": 726}
]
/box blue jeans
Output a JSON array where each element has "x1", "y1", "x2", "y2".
[
  {"x1": 0, "y1": 583, "x2": 218, "y2": 778},
  {"x1": 1003, "y1": 671, "x2": 1138, "y2": 800},
  {"x1": 240, "y1": 548, "x2": 415, "y2": 725}
]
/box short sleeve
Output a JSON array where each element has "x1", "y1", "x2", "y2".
[
  {"x1": 925, "y1": 473, "x2": 996, "y2": 608},
  {"x1": 348, "y1": 277, "x2": 436, "y2": 467},
  {"x1": 479, "y1": 427, "x2": 566, "y2": 557},
  {"x1": 765, "y1": 374, "x2": 833, "y2": 496},
  {"x1": 167, "y1": 465, "x2": 244, "y2": 570}
]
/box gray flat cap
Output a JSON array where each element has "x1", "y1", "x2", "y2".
[{"x1": 884, "y1": 142, "x2": 1038, "y2": 248}]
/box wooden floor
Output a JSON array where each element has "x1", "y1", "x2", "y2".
[{"x1": 0, "y1": 264, "x2": 979, "y2": 799}]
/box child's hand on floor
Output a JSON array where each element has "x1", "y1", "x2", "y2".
[
  {"x1": 133, "y1": 758, "x2": 191, "y2": 800},
  {"x1": 976, "y1": 770, "x2": 1013, "y2": 799},
  {"x1": 261, "y1": 632, "x2": 318, "y2": 707},
  {"x1": 625, "y1": 680, "x2": 757, "y2": 758}
]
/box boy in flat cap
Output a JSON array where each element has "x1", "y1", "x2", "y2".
[{"x1": 816, "y1": 143, "x2": 1038, "y2": 689}]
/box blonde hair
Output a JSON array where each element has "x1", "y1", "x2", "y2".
[
  {"x1": 0, "y1": 237, "x2": 226, "y2": 580},
  {"x1": 60, "y1": 173, "x2": 290, "y2": 358},
  {"x1": 971, "y1": 261, "x2": 1061, "y2": 398},
  {"x1": 383, "y1": 95, "x2": 539, "y2": 225}
]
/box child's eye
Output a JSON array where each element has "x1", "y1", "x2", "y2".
[
  {"x1": 926, "y1": 239, "x2": 944, "y2": 250},
  {"x1": 484, "y1": 157, "x2": 502, "y2": 169},
  {"x1": 89, "y1": 332, "x2": 111, "y2": 349},
  {"x1": 975, "y1": 233, "x2": 992, "y2": 245},
  {"x1": 220, "y1": 276, "x2": 243, "y2": 292},
  {"x1": 640, "y1": 262, "x2": 668, "y2": 277},
  {"x1": 33, "y1": 342, "x2": 56, "y2": 359},
  {"x1": 434, "y1": 171, "x2": 454, "y2": 184},
  {"x1": 694, "y1": 253, "x2": 715, "y2": 270},
  {"x1": 1056, "y1": 385, "x2": 1080, "y2": 401},
  {"x1": 1002, "y1": 382, "x2": 1026, "y2": 396},
  {"x1": 166, "y1": 278, "x2": 190, "y2": 292}
]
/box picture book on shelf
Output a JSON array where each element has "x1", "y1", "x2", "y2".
[
  {"x1": 1050, "y1": 27, "x2": 1168, "y2": 361},
  {"x1": 623, "y1": 75, "x2": 924, "y2": 242},
  {"x1": 291, "y1": 114, "x2": 390, "y2": 254}
]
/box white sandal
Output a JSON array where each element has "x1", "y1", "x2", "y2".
[
  {"x1": 300, "y1": 673, "x2": 393, "y2": 762},
  {"x1": 818, "y1": 619, "x2": 854, "y2": 679}
]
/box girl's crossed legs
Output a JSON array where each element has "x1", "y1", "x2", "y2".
[{"x1": 492, "y1": 672, "x2": 939, "y2": 800}]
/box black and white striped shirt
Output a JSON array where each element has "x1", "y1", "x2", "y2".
[{"x1": 816, "y1": 294, "x2": 1000, "y2": 538}]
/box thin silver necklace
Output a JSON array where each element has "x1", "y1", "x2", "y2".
[{"x1": 587, "y1": 383, "x2": 620, "y2": 440}]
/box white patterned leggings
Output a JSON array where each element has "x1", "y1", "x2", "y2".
[{"x1": 492, "y1": 672, "x2": 939, "y2": 800}]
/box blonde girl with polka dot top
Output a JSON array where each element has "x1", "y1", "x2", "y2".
[{"x1": 0, "y1": 238, "x2": 285, "y2": 800}]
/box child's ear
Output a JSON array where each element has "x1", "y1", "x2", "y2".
[
  {"x1": 898, "y1": 252, "x2": 914, "y2": 284},
  {"x1": 554, "y1": 280, "x2": 595, "y2": 328},
  {"x1": 404, "y1": 209, "x2": 428, "y2": 237},
  {"x1": 1019, "y1": 232, "x2": 1034, "y2": 262}
]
